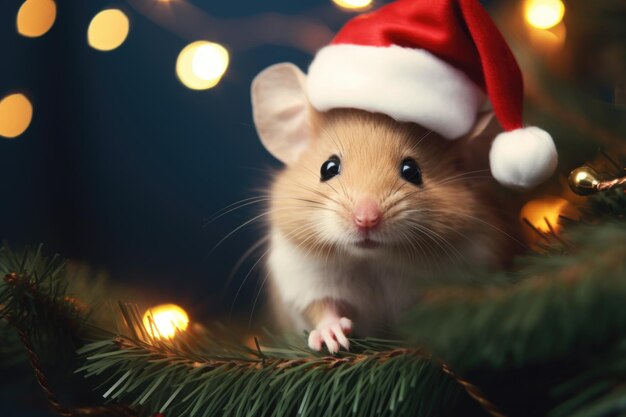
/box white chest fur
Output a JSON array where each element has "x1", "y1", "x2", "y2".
[{"x1": 267, "y1": 230, "x2": 426, "y2": 336}]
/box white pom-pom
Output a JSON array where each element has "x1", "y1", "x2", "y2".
[{"x1": 489, "y1": 127, "x2": 558, "y2": 190}]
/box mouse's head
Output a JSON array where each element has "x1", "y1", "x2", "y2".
[{"x1": 252, "y1": 63, "x2": 504, "y2": 260}]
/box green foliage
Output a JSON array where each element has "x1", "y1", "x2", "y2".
[
  {"x1": 0, "y1": 321, "x2": 23, "y2": 369},
  {"x1": 78, "y1": 304, "x2": 462, "y2": 417},
  {"x1": 0, "y1": 244, "x2": 85, "y2": 363},
  {"x1": 586, "y1": 188, "x2": 626, "y2": 220},
  {"x1": 400, "y1": 221, "x2": 626, "y2": 371},
  {"x1": 0, "y1": 244, "x2": 126, "y2": 365}
]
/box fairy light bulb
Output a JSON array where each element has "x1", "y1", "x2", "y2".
[
  {"x1": 142, "y1": 304, "x2": 190, "y2": 339},
  {"x1": 332, "y1": 0, "x2": 373, "y2": 11},
  {"x1": 520, "y1": 197, "x2": 569, "y2": 233},
  {"x1": 0, "y1": 93, "x2": 33, "y2": 139},
  {"x1": 525, "y1": 0, "x2": 565, "y2": 30},
  {"x1": 87, "y1": 9, "x2": 130, "y2": 51},
  {"x1": 17, "y1": 0, "x2": 56, "y2": 38},
  {"x1": 176, "y1": 41, "x2": 229, "y2": 90}
]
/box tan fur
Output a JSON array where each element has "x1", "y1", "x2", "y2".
[
  {"x1": 270, "y1": 109, "x2": 518, "y2": 265},
  {"x1": 265, "y1": 108, "x2": 523, "y2": 337}
]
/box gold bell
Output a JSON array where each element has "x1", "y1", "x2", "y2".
[{"x1": 568, "y1": 166, "x2": 600, "y2": 195}]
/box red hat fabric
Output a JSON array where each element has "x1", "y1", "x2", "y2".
[{"x1": 306, "y1": 0, "x2": 558, "y2": 189}]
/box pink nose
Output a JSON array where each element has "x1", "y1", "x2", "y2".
[{"x1": 353, "y1": 198, "x2": 382, "y2": 231}]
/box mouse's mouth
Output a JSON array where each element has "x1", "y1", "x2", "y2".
[{"x1": 354, "y1": 238, "x2": 381, "y2": 249}]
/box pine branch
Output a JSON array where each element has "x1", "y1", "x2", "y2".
[
  {"x1": 400, "y1": 221, "x2": 626, "y2": 371},
  {"x1": 13, "y1": 322, "x2": 137, "y2": 417},
  {"x1": 0, "y1": 244, "x2": 137, "y2": 417},
  {"x1": 0, "y1": 244, "x2": 84, "y2": 362},
  {"x1": 77, "y1": 303, "x2": 502, "y2": 417}
]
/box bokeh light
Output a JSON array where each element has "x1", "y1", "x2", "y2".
[
  {"x1": 87, "y1": 9, "x2": 130, "y2": 51},
  {"x1": 142, "y1": 304, "x2": 190, "y2": 339},
  {"x1": 16, "y1": 0, "x2": 56, "y2": 38},
  {"x1": 176, "y1": 41, "x2": 230, "y2": 90},
  {"x1": 525, "y1": 0, "x2": 565, "y2": 30},
  {"x1": 520, "y1": 197, "x2": 569, "y2": 233},
  {"x1": 0, "y1": 93, "x2": 33, "y2": 139},
  {"x1": 332, "y1": 0, "x2": 373, "y2": 11}
]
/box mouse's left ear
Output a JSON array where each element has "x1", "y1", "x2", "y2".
[
  {"x1": 466, "y1": 111, "x2": 499, "y2": 143},
  {"x1": 252, "y1": 63, "x2": 313, "y2": 165},
  {"x1": 454, "y1": 110, "x2": 502, "y2": 173}
]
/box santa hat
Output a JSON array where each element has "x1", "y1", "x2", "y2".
[{"x1": 306, "y1": 0, "x2": 558, "y2": 189}]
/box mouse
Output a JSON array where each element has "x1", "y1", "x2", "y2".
[{"x1": 251, "y1": 63, "x2": 524, "y2": 354}]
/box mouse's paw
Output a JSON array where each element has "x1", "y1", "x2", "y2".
[{"x1": 308, "y1": 317, "x2": 352, "y2": 354}]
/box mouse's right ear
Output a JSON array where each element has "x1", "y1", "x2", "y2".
[{"x1": 251, "y1": 63, "x2": 313, "y2": 165}]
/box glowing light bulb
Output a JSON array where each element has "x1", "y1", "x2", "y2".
[
  {"x1": 332, "y1": 0, "x2": 372, "y2": 10},
  {"x1": 0, "y1": 93, "x2": 33, "y2": 139},
  {"x1": 525, "y1": 0, "x2": 565, "y2": 30},
  {"x1": 520, "y1": 197, "x2": 569, "y2": 233},
  {"x1": 142, "y1": 304, "x2": 190, "y2": 339},
  {"x1": 87, "y1": 9, "x2": 130, "y2": 51},
  {"x1": 176, "y1": 41, "x2": 229, "y2": 90},
  {"x1": 17, "y1": 0, "x2": 56, "y2": 38}
]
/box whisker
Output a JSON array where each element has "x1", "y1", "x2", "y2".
[
  {"x1": 210, "y1": 201, "x2": 344, "y2": 255},
  {"x1": 411, "y1": 129, "x2": 434, "y2": 151},
  {"x1": 435, "y1": 175, "x2": 494, "y2": 187},
  {"x1": 301, "y1": 165, "x2": 342, "y2": 198},
  {"x1": 248, "y1": 268, "x2": 271, "y2": 329},
  {"x1": 210, "y1": 212, "x2": 272, "y2": 254},
  {"x1": 221, "y1": 236, "x2": 269, "y2": 296},
  {"x1": 231, "y1": 223, "x2": 312, "y2": 322},
  {"x1": 406, "y1": 208, "x2": 527, "y2": 249},
  {"x1": 229, "y1": 246, "x2": 272, "y2": 320},
  {"x1": 281, "y1": 177, "x2": 347, "y2": 208},
  {"x1": 407, "y1": 223, "x2": 467, "y2": 267},
  {"x1": 205, "y1": 197, "x2": 271, "y2": 225}
]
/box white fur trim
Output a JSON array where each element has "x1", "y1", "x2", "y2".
[
  {"x1": 489, "y1": 127, "x2": 558, "y2": 189},
  {"x1": 307, "y1": 44, "x2": 485, "y2": 139}
]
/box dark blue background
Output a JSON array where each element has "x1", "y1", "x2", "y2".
[{"x1": 0, "y1": 0, "x2": 370, "y2": 320}]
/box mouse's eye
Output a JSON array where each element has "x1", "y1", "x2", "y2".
[
  {"x1": 400, "y1": 158, "x2": 423, "y2": 186},
  {"x1": 320, "y1": 155, "x2": 341, "y2": 182}
]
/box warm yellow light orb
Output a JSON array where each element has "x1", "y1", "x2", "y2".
[
  {"x1": 176, "y1": 41, "x2": 229, "y2": 90},
  {"x1": 525, "y1": 0, "x2": 565, "y2": 30},
  {"x1": 0, "y1": 93, "x2": 33, "y2": 139},
  {"x1": 142, "y1": 304, "x2": 190, "y2": 339},
  {"x1": 332, "y1": 0, "x2": 372, "y2": 10},
  {"x1": 87, "y1": 9, "x2": 130, "y2": 51},
  {"x1": 17, "y1": 0, "x2": 56, "y2": 38},
  {"x1": 520, "y1": 197, "x2": 569, "y2": 233}
]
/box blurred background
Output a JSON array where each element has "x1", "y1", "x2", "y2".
[
  {"x1": 1, "y1": 0, "x2": 625, "y2": 344},
  {"x1": 1, "y1": 0, "x2": 625, "y2": 416}
]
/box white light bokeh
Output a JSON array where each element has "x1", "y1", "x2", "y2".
[
  {"x1": 176, "y1": 41, "x2": 229, "y2": 90},
  {"x1": 525, "y1": 0, "x2": 565, "y2": 30},
  {"x1": 332, "y1": 0, "x2": 372, "y2": 11}
]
